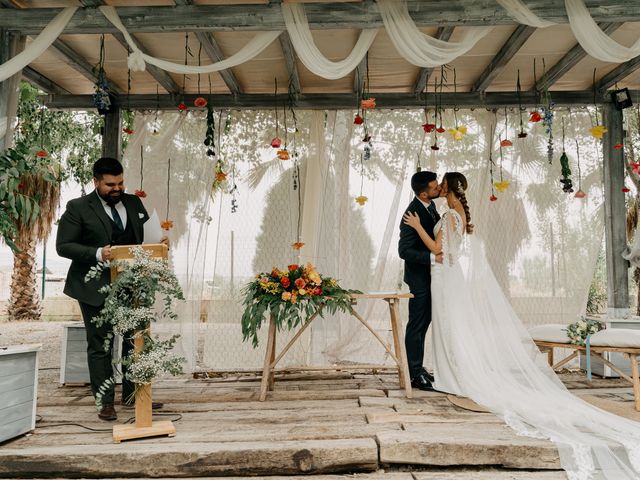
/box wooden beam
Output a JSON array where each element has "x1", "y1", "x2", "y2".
[
  {"x1": 2, "y1": 1, "x2": 638, "y2": 35},
  {"x1": 353, "y1": 57, "x2": 366, "y2": 94},
  {"x1": 42, "y1": 90, "x2": 630, "y2": 110},
  {"x1": 112, "y1": 33, "x2": 181, "y2": 95},
  {"x1": 174, "y1": 0, "x2": 241, "y2": 96},
  {"x1": 471, "y1": 25, "x2": 536, "y2": 93},
  {"x1": 602, "y1": 102, "x2": 629, "y2": 317},
  {"x1": 412, "y1": 26, "x2": 454, "y2": 95},
  {"x1": 595, "y1": 56, "x2": 640, "y2": 92},
  {"x1": 534, "y1": 22, "x2": 621, "y2": 92},
  {"x1": 101, "y1": 105, "x2": 121, "y2": 160},
  {"x1": 279, "y1": 31, "x2": 301, "y2": 94},
  {"x1": 22, "y1": 66, "x2": 70, "y2": 94}
]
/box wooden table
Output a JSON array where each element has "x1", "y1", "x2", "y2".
[{"x1": 259, "y1": 292, "x2": 414, "y2": 401}]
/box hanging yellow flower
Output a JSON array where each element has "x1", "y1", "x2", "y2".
[
  {"x1": 494, "y1": 180, "x2": 510, "y2": 192},
  {"x1": 448, "y1": 126, "x2": 467, "y2": 141},
  {"x1": 590, "y1": 125, "x2": 608, "y2": 139},
  {"x1": 355, "y1": 195, "x2": 368, "y2": 206}
]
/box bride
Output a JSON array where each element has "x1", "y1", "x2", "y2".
[{"x1": 402, "y1": 171, "x2": 640, "y2": 480}]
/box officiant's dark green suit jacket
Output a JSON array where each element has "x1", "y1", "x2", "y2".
[{"x1": 56, "y1": 191, "x2": 149, "y2": 307}]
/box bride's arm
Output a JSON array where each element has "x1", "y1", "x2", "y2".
[{"x1": 402, "y1": 212, "x2": 442, "y2": 253}]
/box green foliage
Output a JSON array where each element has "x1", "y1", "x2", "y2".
[
  {"x1": 241, "y1": 263, "x2": 361, "y2": 347},
  {"x1": 587, "y1": 250, "x2": 607, "y2": 315},
  {"x1": 564, "y1": 317, "x2": 604, "y2": 346}
]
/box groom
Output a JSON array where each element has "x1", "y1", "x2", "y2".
[{"x1": 398, "y1": 171, "x2": 442, "y2": 391}]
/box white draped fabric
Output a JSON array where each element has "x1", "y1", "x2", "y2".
[
  {"x1": 0, "y1": 7, "x2": 77, "y2": 82},
  {"x1": 565, "y1": 0, "x2": 640, "y2": 63},
  {"x1": 496, "y1": 0, "x2": 556, "y2": 28},
  {"x1": 281, "y1": 3, "x2": 377, "y2": 80},
  {"x1": 377, "y1": 0, "x2": 491, "y2": 68}
]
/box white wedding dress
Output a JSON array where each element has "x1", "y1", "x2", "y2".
[{"x1": 430, "y1": 208, "x2": 640, "y2": 480}]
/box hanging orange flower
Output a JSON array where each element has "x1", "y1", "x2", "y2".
[
  {"x1": 355, "y1": 195, "x2": 368, "y2": 206},
  {"x1": 35, "y1": 149, "x2": 48, "y2": 158},
  {"x1": 215, "y1": 171, "x2": 227, "y2": 182},
  {"x1": 134, "y1": 190, "x2": 147, "y2": 198},
  {"x1": 574, "y1": 190, "x2": 586, "y2": 198},
  {"x1": 360, "y1": 98, "x2": 376, "y2": 109},
  {"x1": 489, "y1": 194, "x2": 498, "y2": 202},
  {"x1": 177, "y1": 103, "x2": 188, "y2": 111},
  {"x1": 500, "y1": 139, "x2": 513, "y2": 147},
  {"x1": 122, "y1": 128, "x2": 134, "y2": 135},
  {"x1": 291, "y1": 242, "x2": 305, "y2": 250},
  {"x1": 161, "y1": 220, "x2": 174, "y2": 230},
  {"x1": 271, "y1": 137, "x2": 282, "y2": 148},
  {"x1": 277, "y1": 149, "x2": 290, "y2": 160},
  {"x1": 194, "y1": 97, "x2": 208, "y2": 108},
  {"x1": 529, "y1": 111, "x2": 541, "y2": 123}
]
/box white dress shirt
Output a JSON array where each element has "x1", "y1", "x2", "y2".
[{"x1": 95, "y1": 190, "x2": 128, "y2": 262}]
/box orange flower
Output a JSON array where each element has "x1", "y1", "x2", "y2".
[
  {"x1": 574, "y1": 190, "x2": 586, "y2": 198},
  {"x1": 215, "y1": 171, "x2": 227, "y2": 182},
  {"x1": 500, "y1": 139, "x2": 513, "y2": 147},
  {"x1": 35, "y1": 149, "x2": 48, "y2": 158},
  {"x1": 294, "y1": 278, "x2": 306, "y2": 289},
  {"x1": 134, "y1": 189, "x2": 146, "y2": 198},
  {"x1": 122, "y1": 128, "x2": 134, "y2": 135},
  {"x1": 288, "y1": 264, "x2": 299, "y2": 271},
  {"x1": 161, "y1": 220, "x2": 174, "y2": 230},
  {"x1": 194, "y1": 97, "x2": 207, "y2": 108},
  {"x1": 360, "y1": 98, "x2": 376, "y2": 109},
  {"x1": 280, "y1": 277, "x2": 291, "y2": 288},
  {"x1": 281, "y1": 291, "x2": 292, "y2": 301},
  {"x1": 271, "y1": 137, "x2": 282, "y2": 148},
  {"x1": 277, "y1": 149, "x2": 290, "y2": 160},
  {"x1": 291, "y1": 242, "x2": 305, "y2": 250}
]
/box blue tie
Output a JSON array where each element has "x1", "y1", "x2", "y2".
[{"x1": 110, "y1": 205, "x2": 124, "y2": 231}]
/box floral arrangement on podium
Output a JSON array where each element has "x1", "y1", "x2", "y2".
[
  {"x1": 241, "y1": 263, "x2": 360, "y2": 347},
  {"x1": 85, "y1": 246, "x2": 185, "y2": 409}
]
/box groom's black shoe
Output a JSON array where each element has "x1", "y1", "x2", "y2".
[
  {"x1": 411, "y1": 373, "x2": 434, "y2": 391},
  {"x1": 421, "y1": 368, "x2": 434, "y2": 384}
]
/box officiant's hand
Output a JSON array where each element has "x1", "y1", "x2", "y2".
[
  {"x1": 101, "y1": 245, "x2": 112, "y2": 261},
  {"x1": 160, "y1": 235, "x2": 170, "y2": 249},
  {"x1": 435, "y1": 253, "x2": 443, "y2": 264}
]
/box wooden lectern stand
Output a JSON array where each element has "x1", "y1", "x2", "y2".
[{"x1": 109, "y1": 244, "x2": 176, "y2": 443}]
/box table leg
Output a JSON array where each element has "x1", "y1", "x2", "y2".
[
  {"x1": 630, "y1": 353, "x2": 640, "y2": 412},
  {"x1": 389, "y1": 299, "x2": 412, "y2": 398},
  {"x1": 260, "y1": 317, "x2": 277, "y2": 401}
]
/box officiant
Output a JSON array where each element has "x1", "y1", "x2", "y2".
[{"x1": 56, "y1": 157, "x2": 168, "y2": 421}]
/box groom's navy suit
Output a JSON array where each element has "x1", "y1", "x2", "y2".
[{"x1": 398, "y1": 197, "x2": 440, "y2": 379}]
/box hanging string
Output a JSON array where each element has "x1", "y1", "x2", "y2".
[
  {"x1": 197, "y1": 42, "x2": 202, "y2": 95},
  {"x1": 139, "y1": 144, "x2": 144, "y2": 191},
  {"x1": 153, "y1": 85, "x2": 159, "y2": 134},
  {"x1": 166, "y1": 157, "x2": 171, "y2": 222},
  {"x1": 517, "y1": 69, "x2": 525, "y2": 135},
  {"x1": 592, "y1": 68, "x2": 599, "y2": 125},
  {"x1": 274, "y1": 78, "x2": 279, "y2": 138},
  {"x1": 488, "y1": 114, "x2": 497, "y2": 199},
  {"x1": 453, "y1": 68, "x2": 459, "y2": 128},
  {"x1": 575, "y1": 138, "x2": 582, "y2": 192},
  {"x1": 182, "y1": 33, "x2": 189, "y2": 94}
]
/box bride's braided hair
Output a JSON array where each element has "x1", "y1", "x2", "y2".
[{"x1": 444, "y1": 172, "x2": 474, "y2": 234}]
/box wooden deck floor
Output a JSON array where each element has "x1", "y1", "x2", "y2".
[{"x1": 1, "y1": 365, "x2": 636, "y2": 479}]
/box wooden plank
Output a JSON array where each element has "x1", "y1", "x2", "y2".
[
  {"x1": 471, "y1": 25, "x2": 536, "y2": 93},
  {"x1": 534, "y1": 22, "x2": 622, "y2": 92},
  {"x1": 44, "y1": 90, "x2": 627, "y2": 110},
  {"x1": 353, "y1": 56, "x2": 367, "y2": 94},
  {"x1": 413, "y1": 26, "x2": 454, "y2": 94},
  {"x1": 279, "y1": 31, "x2": 301, "y2": 94},
  {"x1": 21, "y1": 66, "x2": 70, "y2": 94},
  {"x1": 113, "y1": 419, "x2": 175, "y2": 443},
  {"x1": 2, "y1": 1, "x2": 639, "y2": 34},
  {"x1": 101, "y1": 105, "x2": 122, "y2": 160},
  {"x1": 595, "y1": 55, "x2": 640, "y2": 92}
]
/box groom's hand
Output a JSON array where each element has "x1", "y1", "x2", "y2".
[{"x1": 435, "y1": 253, "x2": 444, "y2": 264}]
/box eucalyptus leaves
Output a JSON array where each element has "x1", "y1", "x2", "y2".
[
  {"x1": 85, "y1": 246, "x2": 185, "y2": 409},
  {"x1": 564, "y1": 317, "x2": 604, "y2": 346}
]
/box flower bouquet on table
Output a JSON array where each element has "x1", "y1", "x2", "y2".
[
  {"x1": 564, "y1": 317, "x2": 604, "y2": 346},
  {"x1": 241, "y1": 263, "x2": 361, "y2": 347}
]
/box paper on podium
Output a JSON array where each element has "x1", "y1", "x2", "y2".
[{"x1": 143, "y1": 210, "x2": 163, "y2": 244}]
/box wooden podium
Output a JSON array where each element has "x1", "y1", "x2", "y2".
[{"x1": 108, "y1": 244, "x2": 176, "y2": 443}]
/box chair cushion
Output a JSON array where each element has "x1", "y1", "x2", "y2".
[
  {"x1": 589, "y1": 329, "x2": 640, "y2": 348},
  {"x1": 529, "y1": 324, "x2": 570, "y2": 343}
]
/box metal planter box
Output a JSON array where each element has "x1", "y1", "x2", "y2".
[{"x1": 0, "y1": 344, "x2": 40, "y2": 443}]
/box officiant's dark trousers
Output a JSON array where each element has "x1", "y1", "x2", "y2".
[
  {"x1": 79, "y1": 302, "x2": 135, "y2": 404},
  {"x1": 405, "y1": 288, "x2": 431, "y2": 379}
]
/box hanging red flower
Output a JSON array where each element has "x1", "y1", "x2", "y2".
[
  {"x1": 122, "y1": 128, "x2": 134, "y2": 135},
  {"x1": 622, "y1": 187, "x2": 631, "y2": 193},
  {"x1": 177, "y1": 103, "x2": 188, "y2": 111},
  {"x1": 500, "y1": 139, "x2": 513, "y2": 147},
  {"x1": 271, "y1": 137, "x2": 282, "y2": 148},
  {"x1": 422, "y1": 123, "x2": 436, "y2": 133},
  {"x1": 614, "y1": 143, "x2": 624, "y2": 149},
  {"x1": 529, "y1": 111, "x2": 542, "y2": 123},
  {"x1": 489, "y1": 194, "x2": 498, "y2": 202},
  {"x1": 194, "y1": 97, "x2": 208, "y2": 108},
  {"x1": 354, "y1": 114, "x2": 364, "y2": 125},
  {"x1": 35, "y1": 149, "x2": 48, "y2": 158},
  {"x1": 134, "y1": 190, "x2": 147, "y2": 198},
  {"x1": 436, "y1": 127, "x2": 445, "y2": 134},
  {"x1": 630, "y1": 163, "x2": 640, "y2": 174}
]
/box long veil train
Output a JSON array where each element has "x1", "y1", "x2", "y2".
[{"x1": 433, "y1": 210, "x2": 640, "y2": 480}]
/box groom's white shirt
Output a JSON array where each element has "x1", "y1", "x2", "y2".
[{"x1": 415, "y1": 196, "x2": 437, "y2": 266}]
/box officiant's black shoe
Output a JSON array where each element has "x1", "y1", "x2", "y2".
[
  {"x1": 421, "y1": 368, "x2": 434, "y2": 384},
  {"x1": 411, "y1": 373, "x2": 434, "y2": 391},
  {"x1": 98, "y1": 403, "x2": 117, "y2": 421}
]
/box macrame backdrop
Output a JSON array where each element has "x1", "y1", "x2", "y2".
[{"x1": 122, "y1": 107, "x2": 603, "y2": 373}]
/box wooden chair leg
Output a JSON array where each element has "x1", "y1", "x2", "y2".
[
  {"x1": 260, "y1": 317, "x2": 277, "y2": 402},
  {"x1": 629, "y1": 353, "x2": 640, "y2": 412},
  {"x1": 547, "y1": 347, "x2": 554, "y2": 367},
  {"x1": 389, "y1": 299, "x2": 412, "y2": 398}
]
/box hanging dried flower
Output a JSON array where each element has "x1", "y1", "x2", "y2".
[
  {"x1": 271, "y1": 137, "x2": 282, "y2": 148},
  {"x1": 494, "y1": 180, "x2": 510, "y2": 192},
  {"x1": 422, "y1": 123, "x2": 436, "y2": 133},
  {"x1": 436, "y1": 127, "x2": 446, "y2": 134},
  {"x1": 362, "y1": 134, "x2": 371, "y2": 143},
  {"x1": 430, "y1": 143, "x2": 439, "y2": 151},
  {"x1": 291, "y1": 242, "x2": 305, "y2": 250},
  {"x1": 518, "y1": 132, "x2": 528, "y2": 138},
  {"x1": 194, "y1": 97, "x2": 208, "y2": 108},
  {"x1": 529, "y1": 111, "x2": 542, "y2": 123},
  {"x1": 277, "y1": 149, "x2": 290, "y2": 160},
  {"x1": 448, "y1": 126, "x2": 467, "y2": 141},
  {"x1": 500, "y1": 139, "x2": 513, "y2": 147},
  {"x1": 622, "y1": 186, "x2": 631, "y2": 193},
  {"x1": 355, "y1": 195, "x2": 368, "y2": 206},
  {"x1": 631, "y1": 162, "x2": 640, "y2": 175},
  {"x1": 122, "y1": 128, "x2": 134, "y2": 135},
  {"x1": 134, "y1": 190, "x2": 147, "y2": 198},
  {"x1": 489, "y1": 194, "x2": 498, "y2": 202},
  {"x1": 354, "y1": 114, "x2": 364, "y2": 125},
  {"x1": 574, "y1": 190, "x2": 586, "y2": 198},
  {"x1": 35, "y1": 149, "x2": 48, "y2": 158},
  {"x1": 590, "y1": 125, "x2": 607, "y2": 139},
  {"x1": 360, "y1": 98, "x2": 376, "y2": 109},
  {"x1": 177, "y1": 102, "x2": 188, "y2": 111},
  {"x1": 614, "y1": 143, "x2": 624, "y2": 149},
  {"x1": 215, "y1": 171, "x2": 227, "y2": 182},
  {"x1": 161, "y1": 220, "x2": 174, "y2": 230}
]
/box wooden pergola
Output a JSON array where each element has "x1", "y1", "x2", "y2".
[{"x1": 0, "y1": 0, "x2": 638, "y2": 317}]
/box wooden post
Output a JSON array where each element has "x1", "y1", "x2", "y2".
[
  {"x1": 602, "y1": 102, "x2": 629, "y2": 318},
  {"x1": 388, "y1": 298, "x2": 412, "y2": 398},
  {"x1": 102, "y1": 106, "x2": 122, "y2": 160},
  {"x1": 259, "y1": 316, "x2": 277, "y2": 401},
  {"x1": 629, "y1": 353, "x2": 640, "y2": 411},
  {"x1": 0, "y1": 30, "x2": 25, "y2": 151}
]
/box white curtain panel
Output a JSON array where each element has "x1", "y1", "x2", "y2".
[
  {"x1": 565, "y1": 0, "x2": 640, "y2": 63},
  {"x1": 496, "y1": 0, "x2": 556, "y2": 28},
  {"x1": 99, "y1": 6, "x2": 282, "y2": 74},
  {"x1": 281, "y1": 3, "x2": 377, "y2": 80},
  {"x1": 377, "y1": 0, "x2": 491, "y2": 68},
  {"x1": 0, "y1": 7, "x2": 77, "y2": 82}
]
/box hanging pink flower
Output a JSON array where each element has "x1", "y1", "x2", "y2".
[
  {"x1": 574, "y1": 190, "x2": 586, "y2": 198},
  {"x1": 422, "y1": 123, "x2": 436, "y2": 133},
  {"x1": 271, "y1": 137, "x2": 282, "y2": 148},
  {"x1": 354, "y1": 114, "x2": 364, "y2": 125},
  {"x1": 500, "y1": 139, "x2": 513, "y2": 147},
  {"x1": 194, "y1": 97, "x2": 208, "y2": 108},
  {"x1": 630, "y1": 162, "x2": 640, "y2": 174}
]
